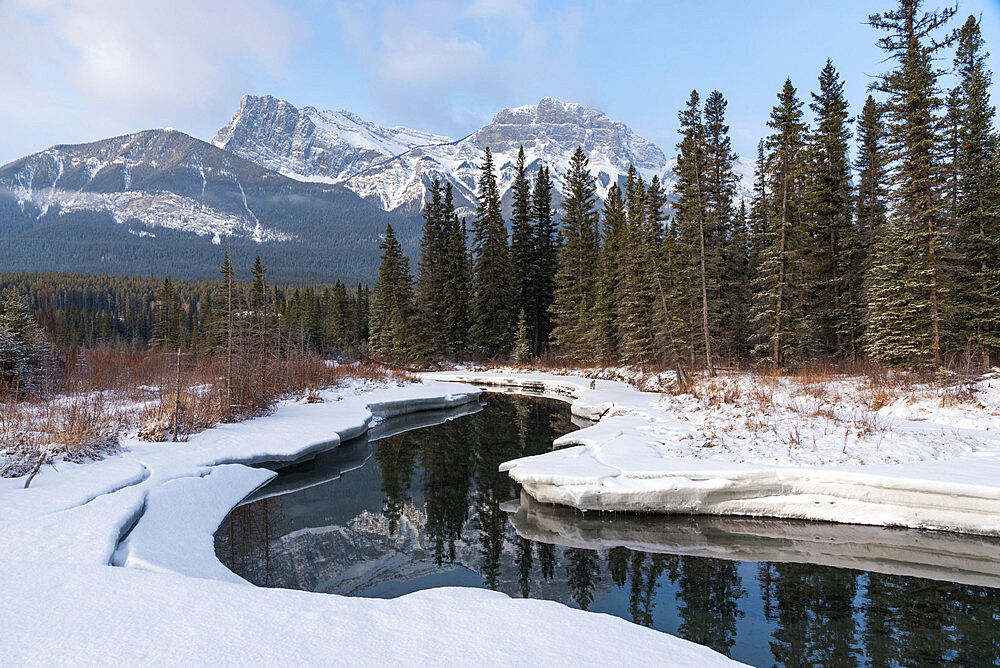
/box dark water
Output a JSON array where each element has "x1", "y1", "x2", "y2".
[{"x1": 216, "y1": 393, "x2": 1000, "y2": 667}]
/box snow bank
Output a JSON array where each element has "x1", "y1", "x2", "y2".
[
  {"x1": 0, "y1": 560, "x2": 740, "y2": 667},
  {"x1": 426, "y1": 371, "x2": 1000, "y2": 537},
  {"x1": 0, "y1": 378, "x2": 740, "y2": 666}
]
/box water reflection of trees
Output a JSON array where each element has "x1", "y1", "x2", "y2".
[
  {"x1": 215, "y1": 496, "x2": 284, "y2": 586},
  {"x1": 375, "y1": 394, "x2": 576, "y2": 583},
  {"x1": 218, "y1": 394, "x2": 1000, "y2": 667}
]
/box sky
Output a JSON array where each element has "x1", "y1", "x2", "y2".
[{"x1": 3, "y1": 0, "x2": 1000, "y2": 165}]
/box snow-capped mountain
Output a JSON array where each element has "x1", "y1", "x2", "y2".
[
  {"x1": 1, "y1": 129, "x2": 294, "y2": 244},
  {"x1": 214, "y1": 94, "x2": 755, "y2": 214},
  {"x1": 0, "y1": 129, "x2": 407, "y2": 283}
]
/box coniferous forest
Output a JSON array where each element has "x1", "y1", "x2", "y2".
[{"x1": 367, "y1": 3, "x2": 999, "y2": 373}]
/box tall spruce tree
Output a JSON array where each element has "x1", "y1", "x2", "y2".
[
  {"x1": 550, "y1": 146, "x2": 600, "y2": 360},
  {"x1": 953, "y1": 15, "x2": 1000, "y2": 366},
  {"x1": 751, "y1": 79, "x2": 808, "y2": 367},
  {"x1": 855, "y1": 96, "x2": 889, "y2": 276},
  {"x1": 703, "y1": 91, "x2": 744, "y2": 363},
  {"x1": 510, "y1": 147, "x2": 537, "y2": 347},
  {"x1": 674, "y1": 91, "x2": 719, "y2": 374},
  {"x1": 469, "y1": 147, "x2": 514, "y2": 357},
  {"x1": 626, "y1": 173, "x2": 676, "y2": 368},
  {"x1": 370, "y1": 223, "x2": 416, "y2": 358},
  {"x1": 866, "y1": 0, "x2": 955, "y2": 368},
  {"x1": 416, "y1": 180, "x2": 451, "y2": 356},
  {"x1": 805, "y1": 60, "x2": 858, "y2": 357},
  {"x1": 532, "y1": 166, "x2": 558, "y2": 354},
  {"x1": 594, "y1": 182, "x2": 627, "y2": 363},
  {"x1": 442, "y1": 186, "x2": 471, "y2": 357}
]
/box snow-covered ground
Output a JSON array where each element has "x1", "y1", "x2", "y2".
[
  {"x1": 425, "y1": 370, "x2": 1000, "y2": 536},
  {"x1": 0, "y1": 378, "x2": 739, "y2": 666}
]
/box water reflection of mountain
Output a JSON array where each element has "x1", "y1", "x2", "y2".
[
  {"x1": 216, "y1": 394, "x2": 1000, "y2": 666},
  {"x1": 216, "y1": 394, "x2": 598, "y2": 603}
]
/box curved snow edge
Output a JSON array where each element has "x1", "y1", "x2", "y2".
[
  {"x1": 424, "y1": 371, "x2": 1000, "y2": 537},
  {"x1": 115, "y1": 388, "x2": 484, "y2": 580},
  {"x1": 422, "y1": 372, "x2": 620, "y2": 420}
]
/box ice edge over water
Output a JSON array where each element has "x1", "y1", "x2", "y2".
[{"x1": 424, "y1": 371, "x2": 1000, "y2": 537}]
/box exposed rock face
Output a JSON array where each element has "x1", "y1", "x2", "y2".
[{"x1": 214, "y1": 94, "x2": 754, "y2": 214}]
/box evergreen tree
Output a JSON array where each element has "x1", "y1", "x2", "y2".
[
  {"x1": 469, "y1": 147, "x2": 514, "y2": 357},
  {"x1": 674, "y1": 91, "x2": 718, "y2": 374},
  {"x1": 855, "y1": 96, "x2": 889, "y2": 281},
  {"x1": 370, "y1": 224, "x2": 416, "y2": 358},
  {"x1": 416, "y1": 180, "x2": 451, "y2": 357},
  {"x1": 325, "y1": 280, "x2": 352, "y2": 353},
  {"x1": 866, "y1": 0, "x2": 955, "y2": 368},
  {"x1": 703, "y1": 91, "x2": 744, "y2": 363},
  {"x1": 952, "y1": 15, "x2": 1000, "y2": 366},
  {"x1": 217, "y1": 251, "x2": 236, "y2": 416},
  {"x1": 618, "y1": 169, "x2": 661, "y2": 367},
  {"x1": 250, "y1": 256, "x2": 270, "y2": 388},
  {"x1": 751, "y1": 79, "x2": 809, "y2": 367},
  {"x1": 594, "y1": 182, "x2": 627, "y2": 363},
  {"x1": 152, "y1": 277, "x2": 182, "y2": 349},
  {"x1": 0, "y1": 289, "x2": 51, "y2": 396},
  {"x1": 532, "y1": 166, "x2": 558, "y2": 354},
  {"x1": 442, "y1": 186, "x2": 471, "y2": 357},
  {"x1": 510, "y1": 147, "x2": 538, "y2": 345},
  {"x1": 512, "y1": 309, "x2": 532, "y2": 364},
  {"x1": 804, "y1": 60, "x2": 858, "y2": 357},
  {"x1": 550, "y1": 147, "x2": 600, "y2": 360},
  {"x1": 644, "y1": 174, "x2": 690, "y2": 377}
]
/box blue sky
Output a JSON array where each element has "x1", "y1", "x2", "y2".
[{"x1": 3, "y1": 0, "x2": 999, "y2": 164}]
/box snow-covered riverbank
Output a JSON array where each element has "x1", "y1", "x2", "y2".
[
  {"x1": 0, "y1": 379, "x2": 740, "y2": 666},
  {"x1": 426, "y1": 370, "x2": 1000, "y2": 537}
]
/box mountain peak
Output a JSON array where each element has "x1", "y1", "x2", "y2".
[{"x1": 213, "y1": 94, "x2": 754, "y2": 213}]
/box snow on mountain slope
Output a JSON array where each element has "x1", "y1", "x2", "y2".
[
  {"x1": 215, "y1": 94, "x2": 755, "y2": 213},
  {"x1": 0, "y1": 129, "x2": 294, "y2": 243}
]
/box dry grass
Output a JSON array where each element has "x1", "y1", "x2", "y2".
[{"x1": 1, "y1": 347, "x2": 417, "y2": 477}]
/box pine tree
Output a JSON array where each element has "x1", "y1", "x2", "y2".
[
  {"x1": 703, "y1": 91, "x2": 743, "y2": 363},
  {"x1": 550, "y1": 146, "x2": 600, "y2": 360},
  {"x1": 618, "y1": 168, "x2": 661, "y2": 367},
  {"x1": 866, "y1": 1, "x2": 955, "y2": 368},
  {"x1": 0, "y1": 288, "x2": 51, "y2": 396},
  {"x1": 952, "y1": 15, "x2": 1000, "y2": 366},
  {"x1": 325, "y1": 280, "x2": 352, "y2": 353},
  {"x1": 594, "y1": 182, "x2": 627, "y2": 363},
  {"x1": 442, "y1": 186, "x2": 471, "y2": 357},
  {"x1": 751, "y1": 79, "x2": 808, "y2": 367},
  {"x1": 512, "y1": 309, "x2": 531, "y2": 364},
  {"x1": 250, "y1": 256, "x2": 270, "y2": 388},
  {"x1": 674, "y1": 91, "x2": 718, "y2": 374},
  {"x1": 370, "y1": 224, "x2": 416, "y2": 358},
  {"x1": 510, "y1": 147, "x2": 537, "y2": 346},
  {"x1": 469, "y1": 147, "x2": 513, "y2": 357},
  {"x1": 217, "y1": 251, "x2": 235, "y2": 416},
  {"x1": 804, "y1": 60, "x2": 858, "y2": 357},
  {"x1": 855, "y1": 96, "x2": 889, "y2": 277},
  {"x1": 416, "y1": 180, "x2": 451, "y2": 357},
  {"x1": 532, "y1": 166, "x2": 558, "y2": 354},
  {"x1": 152, "y1": 277, "x2": 182, "y2": 349}
]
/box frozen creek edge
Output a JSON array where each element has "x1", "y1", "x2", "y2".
[{"x1": 424, "y1": 371, "x2": 1000, "y2": 538}]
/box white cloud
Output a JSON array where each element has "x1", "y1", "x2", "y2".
[
  {"x1": 332, "y1": 0, "x2": 583, "y2": 136},
  {"x1": 0, "y1": 0, "x2": 301, "y2": 159}
]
